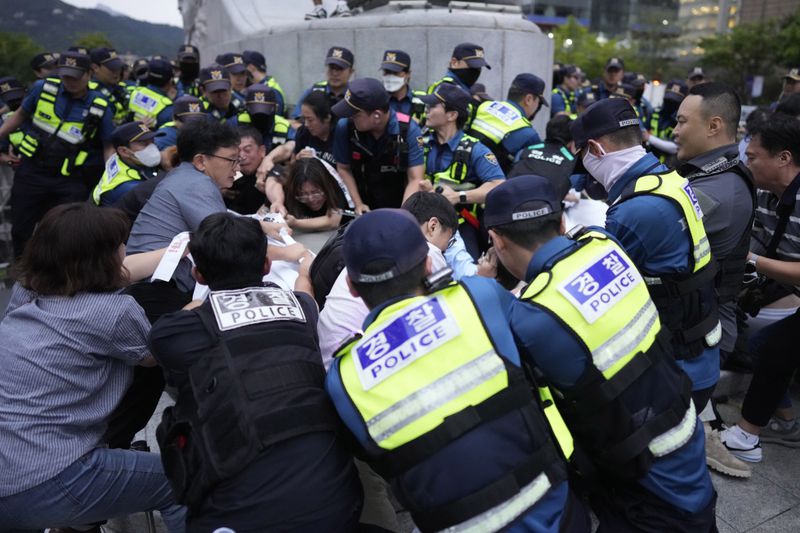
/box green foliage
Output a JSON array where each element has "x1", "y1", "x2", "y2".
[
  {"x1": 73, "y1": 31, "x2": 114, "y2": 50},
  {"x1": 777, "y1": 7, "x2": 800, "y2": 67},
  {"x1": 0, "y1": 32, "x2": 43, "y2": 84}
]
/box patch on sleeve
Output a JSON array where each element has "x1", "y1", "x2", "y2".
[
  {"x1": 417, "y1": 135, "x2": 424, "y2": 148},
  {"x1": 484, "y1": 153, "x2": 499, "y2": 166}
]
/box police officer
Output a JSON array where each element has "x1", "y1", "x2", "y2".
[
  {"x1": 511, "y1": 115, "x2": 576, "y2": 202},
  {"x1": 332, "y1": 78, "x2": 424, "y2": 213},
  {"x1": 575, "y1": 90, "x2": 597, "y2": 115},
  {"x1": 30, "y1": 52, "x2": 58, "y2": 79},
  {"x1": 570, "y1": 98, "x2": 722, "y2": 415},
  {"x1": 155, "y1": 95, "x2": 209, "y2": 152},
  {"x1": 131, "y1": 57, "x2": 149, "y2": 86},
  {"x1": 151, "y1": 212, "x2": 362, "y2": 531},
  {"x1": 591, "y1": 57, "x2": 624, "y2": 101},
  {"x1": 0, "y1": 77, "x2": 27, "y2": 165},
  {"x1": 418, "y1": 83, "x2": 505, "y2": 259},
  {"x1": 326, "y1": 208, "x2": 589, "y2": 533},
  {"x1": 292, "y1": 46, "x2": 354, "y2": 119},
  {"x1": 0, "y1": 51, "x2": 114, "y2": 257},
  {"x1": 469, "y1": 73, "x2": 546, "y2": 174},
  {"x1": 128, "y1": 58, "x2": 174, "y2": 128},
  {"x1": 484, "y1": 174, "x2": 717, "y2": 532},
  {"x1": 92, "y1": 121, "x2": 163, "y2": 206},
  {"x1": 175, "y1": 44, "x2": 201, "y2": 97},
  {"x1": 551, "y1": 65, "x2": 580, "y2": 118},
  {"x1": 687, "y1": 66, "x2": 706, "y2": 90},
  {"x1": 216, "y1": 52, "x2": 249, "y2": 107},
  {"x1": 198, "y1": 64, "x2": 242, "y2": 122},
  {"x1": 227, "y1": 84, "x2": 292, "y2": 151},
  {"x1": 427, "y1": 42, "x2": 490, "y2": 95},
  {"x1": 89, "y1": 47, "x2": 129, "y2": 125},
  {"x1": 379, "y1": 49, "x2": 425, "y2": 122},
  {"x1": 242, "y1": 50, "x2": 287, "y2": 116},
  {"x1": 644, "y1": 80, "x2": 686, "y2": 163}
]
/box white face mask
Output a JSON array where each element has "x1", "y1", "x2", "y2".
[
  {"x1": 582, "y1": 142, "x2": 647, "y2": 191},
  {"x1": 132, "y1": 143, "x2": 162, "y2": 168},
  {"x1": 382, "y1": 74, "x2": 406, "y2": 93}
]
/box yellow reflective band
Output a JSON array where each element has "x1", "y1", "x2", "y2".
[
  {"x1": 592, "y1": 300, "x2": 659, "y2": 375},
  {"x1": 705, "y1": 320, "x2": 722, "y2": 347},
  {"x1": 442, "y1": 471, "x2": 552, "y2": 533},
  {"x1": 649, "y1": 400, "x2": 696, "y2": 457},
  {"x1": 32, "y1": 118, "x2": 57, "y2": 135},
  {"x1": 366, "y1": 350, "x2": 504, "y2": 444},
  {"x1": 695, "y1": 236, "x2": 711, "y2": 263},
  {"x1": 470, "y1": 118, "x2": 505, "y2": 141}
]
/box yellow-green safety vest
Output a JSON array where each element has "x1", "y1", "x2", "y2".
[
  {"x1": 423, "y1": 133, "x2": 478, "y2": 187},
  {"x1": 263, "y1": 76, "x2": 286, "y2": 113},
  {"x1": 2, "y1": 111, "x2": 23, "y2": 150},
  {"x1": 521, "y1": 229, "x2": 697, "y2": 461},
  {"x1": 236, "y1": 113, "x2": 290, "y2": 147},
  {"x1": 335, "y1": 282, "x2": 572, "y2": 530},
  {"x1": 18, "y1": 78, "x2": 109, "y2": 177},
  {"x1": 128, "y1": 86, "x2": 172, "y2": 125},
  {"x1": 89, "y1": 80, "x2": 128, "y2": 125},
  {"x1": 470, "y1": 100, "x2": 531, "y2": 146},
  {"x1": 92, "y1": 153, "x2": 145, "y2": 205},
  {"x1": 552, "y1": 86, "x2": 574, "y2": 115}
]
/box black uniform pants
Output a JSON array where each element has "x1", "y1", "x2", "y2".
[
  {"x1": 103, "y1": 280, "x2": 192, "y2": 449},
  {"x1": 10, "y1": 160, "x2": 90, "y2": 258}
]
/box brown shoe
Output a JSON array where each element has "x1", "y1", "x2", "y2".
[{"x1": 705, "y1": 422, "x2": 752, "y2": 478}]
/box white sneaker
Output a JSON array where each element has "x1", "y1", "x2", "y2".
[
  {"x1": 331, "y1": 1, "x2": 352, "y2": 17},
  {"x1": 704, "y1": 423, "x2": 751, "y2": 478},
  {"x1": 720, "y1": 425, "x2": 763, "y2": 463},
  {"x1": 304, "y1": 5, "x2": 327, "y2": 19}
]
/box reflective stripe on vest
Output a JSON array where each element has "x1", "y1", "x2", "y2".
[
  {"x1": 336, "y1": 284, "x2": 509, "y2": 450},
  {"x1": 627, "y1": 171, "x2": 711, "y2": 272},
  {"x1": 521, "y1": 230, "x2": 661, "y2": 380},
  {"x1": 237, "y1": 113, "x2": 290, "y2": 146},
  {"x1": 552, "y1": 87, "x2": 573, "y2": 115},
  {"x1": 423, "y1": 134, "x2": 478, "y2": 186},
  {"x1": 648, "y1": 399, "x2": 696, "y2": 457},
  {"x1": 470, "y1": 100, "x2": 531, "y2": 145},
  {"x1": 441, "y1": 471, "x2": 553, "y2": 533},
  {"x1": 129, "y1": 86, "x2": 172, "y2": 122},
  {"x1": 92, "y1": 153, "x2": 143, "y2": 205}
]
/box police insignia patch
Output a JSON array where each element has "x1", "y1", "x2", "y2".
[
  {"x1": 386, "y1": 52, "x2": 396, "y2": 62},
  {"x1": 485, "y1": 153, "x2": 498, "y2": 165},
  {"x1": 211, "y1": 70, "x2": 223, "y2": 80},
  {"x1": 417, "y1": 136, "x2": 424, "y2": 148},
  {"x1": 332, "y1": 49, "x2": 343, "y2": 59},
  {"x1": 65, "y1": 57, "x2": 77, "y2": 67},
  {"x1": 475, "y1": 48, "x2": 484, "y2": 58},
  {"x1": 0, "y1": 84, "x2": 9, "y2": 92},
  {"x1": 188, "y1": 102, "x2": 200, "y2": 113}
]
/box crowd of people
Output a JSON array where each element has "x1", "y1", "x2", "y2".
[{"x1": 0, "y1": 36, "x2": 799, "y2": 533}]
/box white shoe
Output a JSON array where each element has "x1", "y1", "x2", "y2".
[
  {"x1": 331, "y1": 1, "x2": 352, "y2": 17},
  {"x1": 304, "y1": 5, "x2": 327, "y2": 19},
  {"x1": 720, "y1": 425, "x2": 763, "y2": 463},
  {"x1": 704, "y1": 423, "x2": 751, "y2": 478}
]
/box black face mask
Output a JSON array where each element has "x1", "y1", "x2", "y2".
[
  {"x1": 452, "y1": 67, "x2": 481, "y2": 88},
  {"x1": 251, "y1": 113, "x2": 274, "y2": 133},
  {"x1": 528, "y1": 99, "x2": 543, "y2": 121},
  {"x1": 179, "y1": 62, "x2": 199, "y2": 80}
]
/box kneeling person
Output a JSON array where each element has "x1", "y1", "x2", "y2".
[
  {"x1": 151, "y1": 213, "x2": 363, "y2": 532},
  {"x1": 326, "y1": 209, "x2": 590, "y2": 532},
  {"x1": 485, "y1": 176, "x2": 717, "y2": 532}
]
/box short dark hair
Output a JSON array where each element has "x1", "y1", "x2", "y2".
[
  {"x1": 688, "y1": 82, "x2": 741, "y2": 139},
  {"x1": 300, "y1": 90, "x2": 332, "y2": 122},
  {"x1": 444, "y1": 103, "x2": 469, "y2": 130},
  {"x1": 237, "y1": 125, "x2": 264, "y2": 146},
  {"x1": 507, "y1": 85, "x2": 531, "y2": 104},
  {"x1": 14, "y1": 203, "x2": 130, "y2": 296},
  {"x1": 490, "y1": 212, "x2": 561, "y2": 249},
  {"x1": 601, "y1": 125, "x2": 643, "y2": 149},
  {"x1": 745, "y1": 106, "x2": 771, "y2": 133},
  {"x1": 402, "y1": 191, "x2": 458, "y2": 230},
  {"x1": 775, "y1": 94, "x2": 800, "y2": 118},
  {"x1": 177, "y1": 120, "x2": 240, "y2": 162},
  {"x1": 750, "y1": 113, "x2": 800, "y2": 166},
  {"x1": 189, "y1": 212, "x2": 267, "y2": 290},
  {"x1": 546, "y1": 114, "x2": 573, "y2": 145},
  {"x1": 351, "y1": 258, "x2": 427, "y2": 309}
]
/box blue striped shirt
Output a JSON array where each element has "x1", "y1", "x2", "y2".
[{"x1": 0, "y1": 285, "x2": 150, "y2": 496}]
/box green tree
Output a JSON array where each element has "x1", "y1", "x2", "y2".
[
  {"x1": 777, "y1": 7, "x2": 800, "y2": 67},
  {"x1": 0, "y1": 32, "x2": 43, "y2": 85},
  {"x1": 698, "y1": 21, "x2": 779, "y2": 102},
  {"x1": 74, "y1": 31, "x2": 114, "y2": 51}
]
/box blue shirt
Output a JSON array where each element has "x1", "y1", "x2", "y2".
[
  {"x1": 176, "y1": 79, "x2": 199, "y2": 98},
  {"x1": 550, "y1": 87, "x2": 572, "y2": 117},
  {"x1": 21, "y1": 78, "x2": 115, "y2": 166},
  {"x1": 510, "y1": 234, "x2": 715, "y2": 514},
  {"x1": 431, "y1": 70, "x2": 471, "y2": 93},
  {"x1": 332, "y1": 110, "x2": 424, "y2": 168},
  {"x1": 155, "y1": 125, "x2": 177, "y2": 151},
  {"x1": 389, "y1": 90, "x2": 415, "y2": 117},
  {"x1": 501, "y1": 101, "x2": 542, "y2": 158},
  {"x1": 326, "y1": 276, "x2": 570, "y2": 532},
  {"x1": 445, "y1": 232, "x2": 478, "y2": 279},
  {"x1": 425, "y1": 130, "x2": 506, "y2": 185},
  {"x1": 605, "y1": 153, "x2": 720, "y2": 390}
]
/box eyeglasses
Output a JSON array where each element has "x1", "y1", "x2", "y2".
[
  {"x1": 295, "y1": 191, "x2": 326, "y2": 202},
  {"x1": 204, "y1": 153, "x2": 241, "y2": 168}
]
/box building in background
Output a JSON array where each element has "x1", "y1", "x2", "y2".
[{"x1": 676, "y1": 0, "x2": 740, "y2": 58}]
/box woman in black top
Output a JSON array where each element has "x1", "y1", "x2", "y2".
[{"x1": 284, "y1": 158, "x2": 350, "y2": 231}]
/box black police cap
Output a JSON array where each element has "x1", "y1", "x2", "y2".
[
  {"x1": 331, "y1": 78, "x2": 389, "y2": 118},
  {"x1": 570, "y1": 98, "x2": 639, "y2": 149},
  {"x1": 484, "y1": 175, "x2": 562, "y2": 229}
]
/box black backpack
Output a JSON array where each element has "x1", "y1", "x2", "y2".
[{"x1": 309, "y1": 221, "x2": 351, "y2": 310}]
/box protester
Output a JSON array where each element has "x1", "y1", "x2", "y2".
[
  {"x1": 0, "y1": 203, "x2": 185, "y2": 531},
  {"x1": 284, "y1": 157, "x2": 350, "y2": 230}
]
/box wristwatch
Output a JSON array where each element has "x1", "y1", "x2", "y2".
[
  {"x1": 459, "y1": 191, "x2": 468, "y2": 204},
  {"x1": 745, "y1": 254, "x2": 758, "y2": 275}
]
